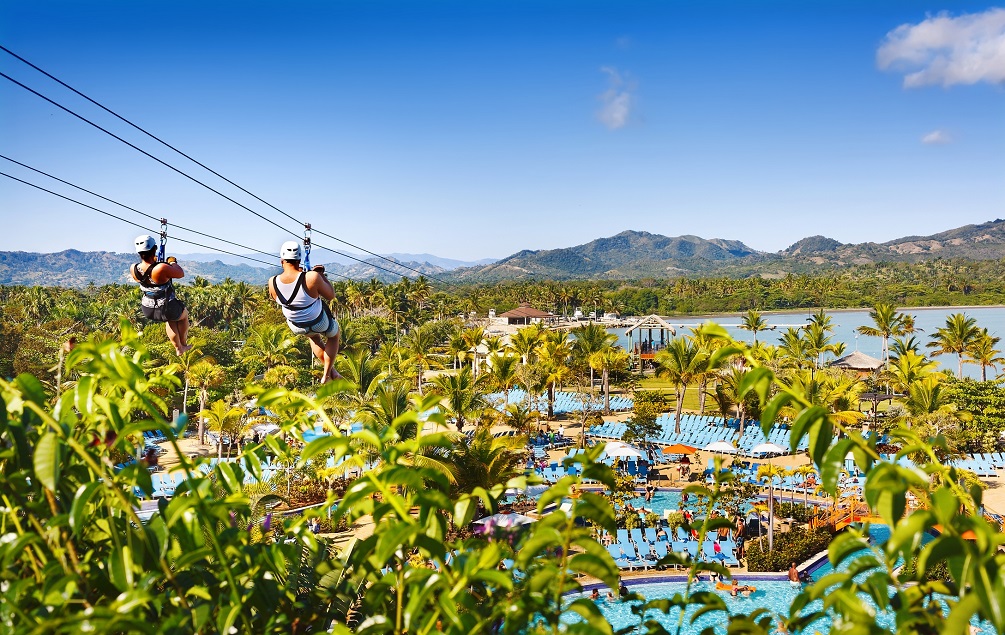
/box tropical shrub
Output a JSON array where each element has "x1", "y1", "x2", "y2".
[
  {"x1": 745, "y1": 527, "x2": 835, "y2": 572},
  {"x1": 774, "y1": 501, "x2": 817, "y2": 524}
]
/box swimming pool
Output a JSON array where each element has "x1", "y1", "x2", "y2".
[{"x1": 575, "y1": 578, "x2": 989, "y2": 633}]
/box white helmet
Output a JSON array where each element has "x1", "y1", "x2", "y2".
[
  {"x1": 134, "y1": 235, "x2": 157, "y2": 253},
  {"x1": 280, "y1": 240, "x2": 302, "y2": 261}
]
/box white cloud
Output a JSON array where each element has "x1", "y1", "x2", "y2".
[
  {"x1": 597, "y1": 66, "x2": 635, "y2": 130},
  {"x1": 877, "y1": 8, "x2": 1005, "y2": 87},
  {"x1": 921, "y1": 129, "x2": 952, "y2": 144}
]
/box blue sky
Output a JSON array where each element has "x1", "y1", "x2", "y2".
[{"x1": 1, "y1": 1, "x2": 1002, "y2": 262}]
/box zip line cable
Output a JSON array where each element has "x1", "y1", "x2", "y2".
[
  {"x1": 1, "y1": 153, "x2": 430, "y2": 281},
  {"x1": 0, "y1": 149, "x2": 417, "y2": 282},
  {"x1": 0, "y1": 45, "x2": 458, "y2": 288},
  {"x1": 0, "y1": 154, "x2": 280, "y2": 263},
  {"x1": 0, "y1": 71, "x2": 303, "y2": 241}
]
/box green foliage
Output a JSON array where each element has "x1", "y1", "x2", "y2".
[
  {"x1": 745, "y1": 527, "x2": 834, "y2": 572},
  {"x1": 774, "y1": 501, "x2": 816, "y2": 524},
  {"x1": 945, "y1": 378, "x2": 1005, "y2": 445},
  {"x1": 3, "y1": 301, "x2": 1005, "y2": 634}
]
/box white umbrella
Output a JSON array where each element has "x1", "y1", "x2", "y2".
[
  {"x1": 703, "y1": 441, "x2": 739, "y2": 454},
  {"x1": 473, "y1": 513, "x2": 536, "y2": 527},
  {"x1": 602, "y1": 441, "x2": 645, "y2": 460},
  {"x1": 251, "y1": 423, "x2": 280, "y2": 435},
  {"x1": 750, "y1": 442, "x2": 787, "y2": 456}
]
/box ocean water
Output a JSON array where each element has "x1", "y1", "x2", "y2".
[{"x1": 610, "y1": 306, "x2": 1005, "y2": 379}]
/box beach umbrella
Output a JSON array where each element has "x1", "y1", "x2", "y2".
[
  {"x1": 750, "y1": 442, "x2": 787, "y2": 456},
  {"x1": 601, "y1": 441, "x2": 645, "y2": 460},
  {"x1": 470, "y1": 514, "x2": 534, "y2": 526},
  {"x1": 664, "y1": 443, "x2": 698, "y2": 455},
  {"x1": 703, "y1": 441, "x2": 739, "y2": 454}
]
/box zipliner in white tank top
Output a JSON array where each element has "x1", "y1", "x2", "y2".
[{"x1": 272, "y1": 272, "x2": 322, "y2": 324}]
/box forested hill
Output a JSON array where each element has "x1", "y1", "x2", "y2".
[
  {"x1": 455, "y1": 231, "x2": 766, "y2": 281},
  {"x1": 450, "y1": 220, "x2": 1005, "y2": 281}
]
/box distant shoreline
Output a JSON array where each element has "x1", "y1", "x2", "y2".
[{"x1": 659, "y1": 305, "x2": 1005, "y2": 321}]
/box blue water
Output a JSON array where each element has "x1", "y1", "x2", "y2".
[
  {"x1": 578, "y1": 580, "x2": 805, "y2": 632},
  {"x1": 627, "y1": 491, "x2": 683, "y2": 517},
  {"x1": 610, "y1": 306, "x2": 1005, "y2": 379},
  {"x1": 808, "y1": 524, "x2": 890, "y2": 581},
  {"x1": 581, "y1": 577, "x2": 989, "y2": 633}
]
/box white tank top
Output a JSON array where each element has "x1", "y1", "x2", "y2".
[{"x1": 271, "y1": 272, "x2": 322, "y2": 323}]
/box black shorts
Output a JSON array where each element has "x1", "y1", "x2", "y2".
[{"x1": 142, "y1": 298, "x2": 186, "y2": 323}]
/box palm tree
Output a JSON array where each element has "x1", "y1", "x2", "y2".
[
  {"x1": 176, "y1": 345, "x2": 204, "y2": 417},
  {"x1": 654, "y1": 337, "x2": 706, "y2": 434},
  {"x1": 966, "y1": 328, "x2": 1005, "y2": 382},
  {"x1": 447, "y1": 331, "x2": 468, "y2": 371},
  {"x1": 856, "y1": 303, "x2": 910, "y2": 368},
  {"x1": 446, "y1": 427, "x2": 527, "y2": 495},
  {"x1": 486, "y1": 352, "x2": 520, "y2": 405},
  {"x1": 461, "y1": 326, "x2": 486, "y2": 376},
  {"x1": 688, "y1": 326, "x2": 727, "y2": 414},
  {"x1": 739, "y1": 309, "x2": 769, "y2": 344},
  {"x1": 779, "y1": 327, "x2": 811, "y2": 369},
  {"x1": 503, "y1": 402, "x2": 538, "y2": 435},
  {"x1": 714, "y1": 363, "x2": 755, "y2": 437},
  {"x1": 509, "y1": 323, "x2": 544, "y2": 366},
  {"x1": 571, "y1": 322, "x2": 618, "y2": 390},
  {"x1": 189, "y1": 359, "x2": 225, "y2": 444},
  {"x1": 537, "y1": 331, "x2": 572, "y2": 420},
  {"x1": 904, "y1": 376, "x2": 955, "y2": 418},
  {"x1": 589, "y1": 347, "x2": 630, "y2": 415},
  {"x1": 802, "y1": 322, "x2": 838, "y2": 372},
  {"x1": 757, "y1": 463, "x2": 786, "y2": 551},
  {"x1": 883, "y1": 351, "x2": 938, "y2": 394},
  {"x1": 240, "y1": 324, "x2": 297, "y2": 371},
  {"x1": 889, "y1": 335, "x2": 922, "y2": 361},
  {"x1": 793, "y1": 464, "x2": 816, "y2": 508},
  {"x1": 358, "y1": 381, "x2": 413, "y2": 434},
  {"x1": 401, "y1": 323, "x2": 444, "y2": 395},
  {"x1": 431, "y1": 366, "x2": 488, "y2": 432},
  {"x1": 927, "y1": 312, "x2": 981, "y2": 378},
  {"x1": 199, "y1": 400, "x2": 246, "y2": 459}
]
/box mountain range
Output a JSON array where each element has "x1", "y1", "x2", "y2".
[
  {"x1": 4, "y1": 219, "x2": 1005, "y2": 287},
  {"x1": 448, "y1": 219, "x2": 1005, "y2": 281}
]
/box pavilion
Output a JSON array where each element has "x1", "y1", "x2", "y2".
[
  {"x1": 624, "y1": 315, "x2": 677, "y2": 366},
  {"x1": 829, "y1": 351, "x2": 884, "y2": 374}
]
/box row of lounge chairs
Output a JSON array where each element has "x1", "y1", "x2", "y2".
[
  {"x1": 603, "y1": 526, "x2": 740, "y2": 570},
  {"x1": 487, "y1": 389, "x2": 633, "y2": 414},
  {"x1": 590, "y1": 414, "x2": 809, "y2": 456}
]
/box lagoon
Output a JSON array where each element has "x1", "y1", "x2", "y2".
[{"x1": 609, "y1": 306, "x2": 1005, "y2": 380}]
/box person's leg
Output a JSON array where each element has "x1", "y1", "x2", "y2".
[
  {"x1": 166, "y1": 309, "x2": 192, "y2": 355},
  {"x1": 176, "y1": 309, "x2": 190, "y2": 352},
  {"x1": 306, "y1": 334, "x2": 326, "y2": 365},
  {"x1": 322, "y1": 332, "x2": 341, "y2": 382}
]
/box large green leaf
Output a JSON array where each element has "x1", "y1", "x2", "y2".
[{"x1": 33, "y1": 431, "x2": 60, "y2": 492}]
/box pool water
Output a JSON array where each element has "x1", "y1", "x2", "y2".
[
  {"x1": 578, "y1": 579, "x2": 989, "y2": 633},
  {"x1": 581, "y1": 580, "x2": 803, "y2": 632}
]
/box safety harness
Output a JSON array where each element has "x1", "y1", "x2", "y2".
[{"x1": 271, "y1": 272, "x2": 331, "y2": 330}]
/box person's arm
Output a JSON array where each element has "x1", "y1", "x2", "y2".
[
  {"x1": 306, "y1": 269, "x2": 336, "y2": 301},
  {"x1": 150, "y1": 261, "x2": 185, "y2": 283}
]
